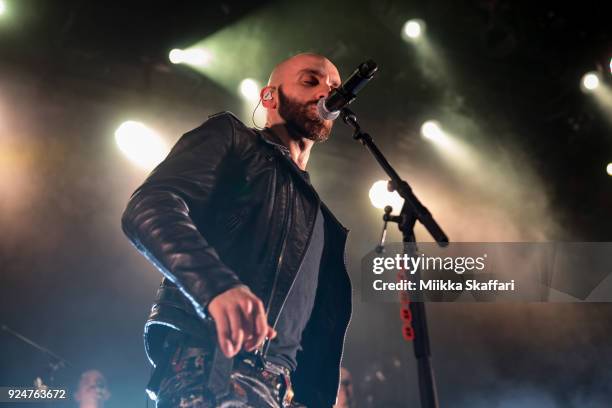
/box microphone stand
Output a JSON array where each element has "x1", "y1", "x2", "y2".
[
  {"x1": 1, "y1": 324, "x2": 72, "y2": 388},
  {"x1": 340, "y1": 108, "x2": 448, "y2": 408}
]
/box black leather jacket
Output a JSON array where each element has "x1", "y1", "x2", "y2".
[{"x1": 121, "y1": 112, "x2": 352, "y2": 407}]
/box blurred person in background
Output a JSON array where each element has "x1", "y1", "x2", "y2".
[{"x1": 75, "y1": 370, "x2": 110, "y2": 408}]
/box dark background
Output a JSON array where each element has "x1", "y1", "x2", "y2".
[{"x1": 1, "y1": 1, "x2": 611, "y2": 407}]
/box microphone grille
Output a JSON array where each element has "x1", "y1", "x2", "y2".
[{"x1": 317, "y1": 98, "x2": 340, "y2": 121}]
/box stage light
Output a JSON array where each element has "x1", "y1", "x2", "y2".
[
  {"x1": 115, "y1": 121, "x2": 169, "y2": 170},
  {"x1": 607, "y1": 163, "x2": 612, "y2": 176},
  {"x1": 420, "y1": 120, "x2": 457, "y2": 151},
  {"x1": 169, "y1": 49, "x2": 183, "y2": 64},
  {"x1": 421, "y1": 121, "x2": 443, "y2": 140},
  {"x1": 239, "y1": 78, "x2": 260, "y2": 101},
  {"x1": 421, "y1": 120, "x2": 448, "y2": 144},
  {"x1": 369, "y1": 180, "x2": 404, "y2": 213},
  {"x1": 0, "y1": 0, "x2": 6, "y2": 16},
  {"x1": 402, "y1": 19, "x2": 424, "y2": 40},
  {"x1": 168, "y1": 48, "x2": 212, "y2": 67},
  {"x1": 581, "y1": 72, "x2": 600, "y2": 91},
  {"x1": 609, "y1": 57, "x2": 612, "y2": 75}
]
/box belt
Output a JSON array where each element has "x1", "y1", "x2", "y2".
[{"x1": 235, "y1": 355, "x2": 295, "y2": 407}]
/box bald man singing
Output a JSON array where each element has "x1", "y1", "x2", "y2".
[{"x1": 121, "y1": 53, "x2": 352, "y2": 407}]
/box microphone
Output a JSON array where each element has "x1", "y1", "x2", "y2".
[{"x1": 317, "y1": 59, "x2": 378, "y2": 121}]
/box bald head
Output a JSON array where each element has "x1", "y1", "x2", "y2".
[
  {"x1": 268, "y1": 53, "x2": 340, "y2": 88},
  {"x1": 260, "y1": 53, "x2": 341, "y2": 142}
]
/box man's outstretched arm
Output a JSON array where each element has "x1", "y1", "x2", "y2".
[{"x1": 121, "y1": 113, "x2": 274, "y2": 357}]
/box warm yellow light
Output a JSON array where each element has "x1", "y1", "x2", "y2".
[
  {"x1": 239, "y1": 78, "x2": 260, "y2": 101},
  {"x1": 421, "y1": 121, "x2": 443, "y2": 140},
  {"x1": 607, "y1": 163, "x2": 612, "y2": 176},
  {"x1": 369, "y1": 180, "x2": 404, "y2": 213},
  {"x1": 115, "y1": 121, "x2": 169, "y2": 170}
]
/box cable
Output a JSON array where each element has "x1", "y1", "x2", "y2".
[{"x1": 251, "y1": 99, "x2": 264, "y2": 130}]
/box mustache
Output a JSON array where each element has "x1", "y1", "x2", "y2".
[{"x1": 304, "y1": 102, "x2": 325, "y2": 122}]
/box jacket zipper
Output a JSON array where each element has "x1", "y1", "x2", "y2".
[
  {"x1": 334, "y1": 229, "x2": 352, "y2": 397},
  {"x1": 269, "y1": 192, "x2": 319, "y2": 332},
  {"x1": 261, "y1": 179, "x2": 293, "y2": 355}
]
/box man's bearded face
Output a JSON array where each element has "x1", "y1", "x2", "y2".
[{"x1": 278, "y1": 85, "x2": 332, "y2": 142}]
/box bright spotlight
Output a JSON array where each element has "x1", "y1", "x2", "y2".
[
  {"x1": 169, "y1": 49, "x2": 183, "y2": 64},
  {"x1": 169, "y1": 48, "x2": 212, "y2": 67},
  {"x1": 239, "y1": 78, "x2": 260, "y2": 101},
  {"x1": 369, "y1": 180, "x2": 404, "y2": 213},
  {"x1": 115, "y1": 121, "x2": 169, "y2": 170},
  {"x1": 581, "y1": 72, "x2": 600, "y2": 91},
  {"x1": 421, "y1": 120, "x2": 444, "y2": 140},
  {"x1": 402, "y1": 19, "x2": 425, "y2": 40},
  {"x1": 607, "y1": 163, "x2": 612, "y2": 176},
  {"x1": 0, "y1": 0, "x2": 6, "y2": 16},
  {"x1": 420, "y1": 120, "x2": 455, "y2": 150}
]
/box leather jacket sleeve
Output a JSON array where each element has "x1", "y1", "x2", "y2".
[{"x1": 121, "y1": 113, "x2": 244, "y2": 320}]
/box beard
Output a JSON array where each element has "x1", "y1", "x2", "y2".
[{"x1": 277, "y1": 86, "x2": 332, "y2": 142}]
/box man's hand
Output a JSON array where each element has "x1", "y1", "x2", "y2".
[{"x1": 207, "y1": 286, "x2": 277, "y2": 358}]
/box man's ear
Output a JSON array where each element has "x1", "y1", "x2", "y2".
[{"x1": 260, "y1": 86, "x2": 276, "y2": 109}]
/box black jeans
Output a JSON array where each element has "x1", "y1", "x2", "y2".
[{"x1": 154, "y1": 333, "x2": 305, "y2": 408}]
